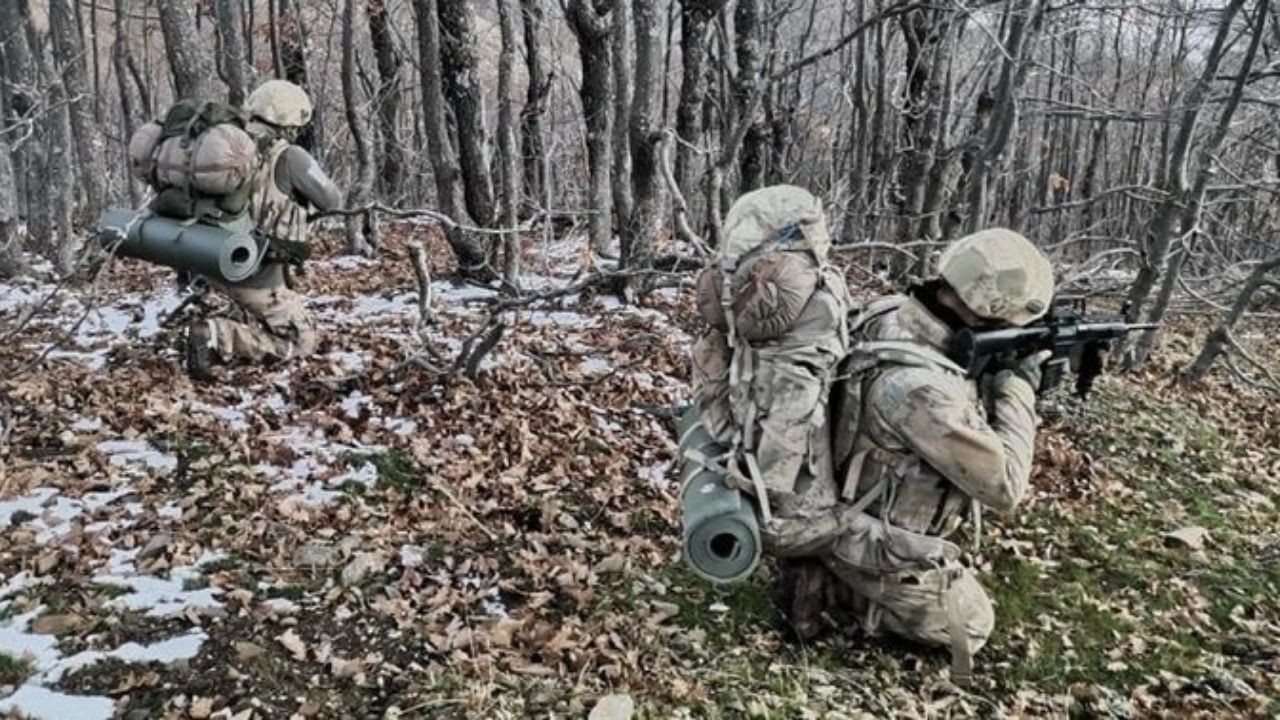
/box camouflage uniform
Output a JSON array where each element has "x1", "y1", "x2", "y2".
[
  {"x1": 196, "y1": 81, "x2": 341, "y2": 366},
  {"x1": 766, "y1": 229, "x2": 1053, "y2": 684}
]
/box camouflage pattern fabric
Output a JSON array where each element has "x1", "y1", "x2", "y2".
[{"x1": 204, "y1": 263, "x2": 316, "y2": 363}]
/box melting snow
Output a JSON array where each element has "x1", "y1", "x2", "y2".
[
  {"x1": 527, "y1": 310, "x2": 597, "y2": 328},
  {"x1": 96, "y1": 440, "x2": 177, "y2": 473},
  {"x1": 0, "y1": 608, "x2": 205, "y2": 720},
  {"x1": 0, "y1": 686, "x2": 115, "y2": 720},
  {"x1": 578, "y1": 357, "x2": 612, "y2": 376},
  {"x1": 380, "y1": 417, "x2": 419, "y2": 437}
]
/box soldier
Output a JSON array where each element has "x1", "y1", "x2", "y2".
[
  {"x1": 185, "y1": 80, "x2": 342, "y2": 381},
  {"x1": 769, "y1": 228, "x2": 1054, "y2": 685}
]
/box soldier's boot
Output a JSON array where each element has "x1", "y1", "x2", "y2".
[
  {"x1": 185, "y1": 320, "x2": 215, "y2": 382},
  {"x1": 776, "y1": 559, "x2": 838, "y2": 642}
]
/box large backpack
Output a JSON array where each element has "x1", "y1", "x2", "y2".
[
  {"x1": 688, "y1": 186, "x2": 850, "y2": 523},
  {"x1": 127, "y1": 100, "x2": 264, "y2": 225}
]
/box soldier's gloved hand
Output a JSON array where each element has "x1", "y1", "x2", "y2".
[{"x1": 997, "y1": 350, "x2": 1052, "y2": 394}]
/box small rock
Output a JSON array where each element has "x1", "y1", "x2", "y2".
[
  {"x1": 34, "y1": 551, "x2": 60, "y2": 575},
  {"x1": 588, "y1": 694, "x2": 635, "y2": 720},
  {"x1": 139, "y1": 532, "x2": 172, "y2": 560},
  {"x1": 32, "y1": 613, "x2": 84, "y2": 635},
  {"x1": 341, "y1": 552, "x2": 385, "y2": 587},
  {"x1": 292, "y1": 542, "x2": 340, "y2": 568},
  {"x1": 592, "y1": 553, "x2": 626, "y2": 575},
  {"x1": 234, "y1": 641, "x2": 266, "y2": 661},
  {"x1": 1163, "y1": 526, "x2": 1210, "y2": 551},
  {"x1": 189, "y1": 696, "x2": 215, "y2": 719}
]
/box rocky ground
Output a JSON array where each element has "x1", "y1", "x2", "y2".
[{"x1": 1, "y1": 225, "x2": 1278, "y2": 719}]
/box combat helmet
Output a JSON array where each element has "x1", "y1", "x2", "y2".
[
  {"x1": 245, "y1": 80, "x2": 313, "y2": 128},
  {"x1": 938, "y1": 228, "x2": 1054, "y2": 326}
]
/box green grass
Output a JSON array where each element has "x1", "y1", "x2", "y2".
[
  {"x1": 345, "y1": 450, "x2": 422, "y2": 491},
  {"x1": 0, "y1": 651, "x2": 34, "y2": 685},
  {"x1": 980, "y1": 379, "x2": 1280, "y2": 694}
]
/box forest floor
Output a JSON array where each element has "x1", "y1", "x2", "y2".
[{"x1": 1, "y1": 225, "x2": 1279, "y2": 719}]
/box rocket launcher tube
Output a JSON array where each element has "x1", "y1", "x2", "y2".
[
  {"x1": 97, "y1": 208, "x2": 265, "y2": 284},
  {"x1": 679, "y1": 409, "x2": 762, "y2": 584}
]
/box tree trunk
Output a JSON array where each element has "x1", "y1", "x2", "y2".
[
  {"x1": 893, "y1": 7, "x2": 953, "y2": 248},
  {"x1": 438, "y1": 0, "x2": 496, "y2": 227},
  {"x1": 497, "y1": 0, "x2": 521, "y2": 285},
  {"x1": 611, "y1": 0, "x2": 635, "y2": 237},
  {"x1": 112, "y1": 0, "x2": 140, "y2": 206},
  {"x1": 622, "y1": 0, "x2": 667, "y2": 291},
  {"x1": 1187, "y1": 254, "x2": 1280, "y2": 379},
  {"x1": 156, "y1": 0, "x2": 219, "y2": 100},
  {"x1": 519, "y1": 0, "x2": 550, "y2": 210},
  {"x1": 367, "y1": 0, "x2": 405, "y2": 199},
  {"x1": 0, "y1": 0, "x2": 34, "y2": 223},
  {"x1": 22, "y1": 0, "x2": 76, "y2": 273},
  {"x1": 214, "y1": 0, "x2": 250, "y2": 105},
  {"x1": 341, "y1": 0, "x2": 375, "y2": 256},
  {"x1": 962, "y1": 0, "x2": 1043, "y2": 234},
  {"x1": 567, "y1": 0, "x2": 614, "y2": 254},
  {"x1": 414, "y1": 0, "x2": 489, "y2": 270},
  {"x1": 48, "y1": 0, "x2": 107, "y2": 223},
  {"x1": 1128, "y1": 0, "x2": 1266, "y2": 366},
  {"x1": 279, "y1": 0, "x2": 322, "y2": 154},
  {"x1": 0, "y1": 136, "x2": 22, "y2": 277},
  {"x1": 736, "y1": 0, "x2": 765, "y2": 194},
  {"x1": 674, "y1": 0, "x2": 726, "y2": 222}
]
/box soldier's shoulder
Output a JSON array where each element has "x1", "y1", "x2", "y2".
[{"x1": 868, "y1": 362, "x2": 969, "y2": 408}]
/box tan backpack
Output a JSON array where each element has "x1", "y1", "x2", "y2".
[
  {"x1": 127, "y1": 100, "x2": 263, "y2": 223},
  {"x1": 688, "y1": 186, "x2": 850, "y2": 522}
]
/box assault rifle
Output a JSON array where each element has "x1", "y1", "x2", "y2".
[{"x1": 947, "y1": 304, "x2": 1157, "y2": 399}]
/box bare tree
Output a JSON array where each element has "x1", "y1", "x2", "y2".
[
  {"x1": 367, "y1": 0, "x2": 406, "y2": 199},
  {"x1": 438, "y1": 0, "x2": 496, "y2": 228},
  {"x1": 156, "y1": 0, "x2": 220, "y2": 100},
  {"x1": 1122, "y1": 0, "x2": 1246, "y2": 326},
  {"x1": 519, "y1": 0, "x2": 552, "y2": 209},
  {"x1": 214, "y1": 0, "x2": 251, "y2": 105},
  {"x1": 735, "y1": 0, "x2": 765, "y2": 194},
  {"x1": 278, "y1": 0, "x2": 323, "y2": 153},
  {"x1": 1187, "y1": 253, "x2": 1280, "y2": 380},
  {"x1": 497, "y1": 0, "x2": 522, "y2": 284},
  {"x1": 611, "y1": 0, "x2": 635, "y2": 235},
  {"x1": 48, "y1": 0, "x2": 107, "y2": 223},
  {"x1": 674, "y1": 0, "x2": 727, "y2": 223},
  {"x1": 567, "y1": 0, "x2": 615, "y2": 254},
  {"x1": 341, "y1": 0, "x2": 375, "y2": 257},
  {"x1": 0, "y1": 0, "x2": 34, "y2": 223},
  {"x1": 414, "y1": 0, "x2": 489, "y2": 271},
  {"x1": 1128, "y1": 0, "x2": 1267, "y2": 365},
  {"x1": 622, "y1": 0, "x2": 668, "y2": 290}
]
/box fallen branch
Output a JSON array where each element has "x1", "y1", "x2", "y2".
[{"x1": 408, "y1": 242, "x2": 437, "y2": 340}]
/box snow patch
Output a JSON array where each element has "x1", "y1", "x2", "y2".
[
  {"x1": 96, "y1": 440, "x2": 177, "y2": 473},
  {"x1": 0, "y1": 686, "x2": 115, "y2": 720},
  {"x1": 92, "y1": 566, "x2": 222, "y2": 619},
  {"x1": 578, "y1": 357, "x2": 613, "y2": 376}
]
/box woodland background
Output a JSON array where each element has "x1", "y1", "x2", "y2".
[{"x1": 1, "y1": 1, "x2": 1280, "y2": 718}]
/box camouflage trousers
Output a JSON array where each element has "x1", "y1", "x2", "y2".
[
  {"x1": 203, "y1": 263, "x2": 317, "y2": 363},
  {"x1": 779, "y1": 558, "x2": 993, "y2": 684}
]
